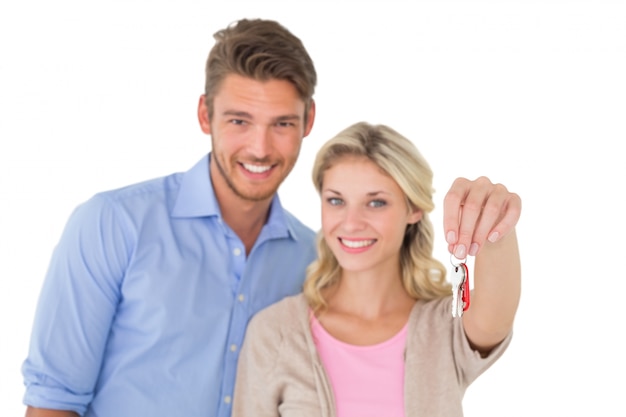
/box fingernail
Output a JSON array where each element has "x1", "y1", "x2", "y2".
[
  {"x1": 446, "y1": 231, "x2": 456, "y2": 244},
  {"x1": 488, "y1": 232, "x2": 499, "y2": 243},
  {"x1": 469, "y1": 243, "x2": 479, "y2": 256},
  {"x1": 454, "y1": 245, "x2": 466, "y2": 259}
]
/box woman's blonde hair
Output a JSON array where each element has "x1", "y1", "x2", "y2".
[{"x1": 303, "y1": 122, "x2": 451, "y2": 312}]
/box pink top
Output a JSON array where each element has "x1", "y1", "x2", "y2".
[{"x1": 311, "y1": 313, "x2": 408, "y2": 417}]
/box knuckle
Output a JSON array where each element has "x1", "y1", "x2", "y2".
[
  {"x1": 463, "y1": 201, "x2": 482, "y2": 212},
  {"x1": 494, "y1": 182, "x2": 508, "y2": 193},
  {"x1": 483, "y1": 201, "x2": 501, "y2": 217},
  {"x1": 454, "y1": 177, "x2": 470, "y2": 186}
]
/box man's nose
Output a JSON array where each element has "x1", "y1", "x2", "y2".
[{"x1": 247, "y1": 127, "x2": 272, "y2": 158}]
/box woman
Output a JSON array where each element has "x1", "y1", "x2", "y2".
[{"x1": 232, "y1": 122, "x2": 521, "y2": 417}]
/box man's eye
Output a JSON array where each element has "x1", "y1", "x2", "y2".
[
  {"x1": 276, "y1": 121, "x2": 295, "y2": 128},
  {"x1": 230, "y1": 119, "x2": 245, "y2": 125}
]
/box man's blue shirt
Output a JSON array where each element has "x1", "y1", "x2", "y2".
[{"x1": 21, "y1": 154, "x2": 317, "y2": 417}]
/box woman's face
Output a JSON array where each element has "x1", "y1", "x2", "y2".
[{"x1": 320, "y1": 155, "x2": 422, "y2": 275}]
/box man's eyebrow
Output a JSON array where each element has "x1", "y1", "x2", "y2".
[
  {"x1": 222, "y1": 110, "x2": 253, "y2": 118},
  {"x1": 220, "y1": 111, "x2": 301, "y2": 122},
  {"x1": 275, "y1": 114, "x2": 301, "y2": 122}
]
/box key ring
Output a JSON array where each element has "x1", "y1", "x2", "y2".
[{"x1": 450, "y1": 253, "x2": 466, "y2": 267}]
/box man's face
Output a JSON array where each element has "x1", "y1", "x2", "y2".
[{"x1": 198, "y1": 74, "x2": 315, "y2": 203}]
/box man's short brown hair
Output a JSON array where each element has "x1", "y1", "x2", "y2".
[{"x1": 204, "y1": 18, "x2": 317, "y2": 121}]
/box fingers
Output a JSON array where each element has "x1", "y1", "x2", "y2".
[{"x1": 444, "y1": 176, "x2": 521, "y2": 258}]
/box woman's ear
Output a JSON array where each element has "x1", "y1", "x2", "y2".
[{"x1": 408, "y1": 209, "x2": 423, "y2": 225}]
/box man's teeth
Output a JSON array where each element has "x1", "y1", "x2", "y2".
[
  {"x1": 341, "y1": 239, "x2": 375, "y2": 248},
  {"x1": 243, "y1": 163, "x2": 271, "y2": 173}
]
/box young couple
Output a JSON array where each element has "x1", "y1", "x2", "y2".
[{"x1": 22, "y1": 18, "x2": 521, "y2": 417}]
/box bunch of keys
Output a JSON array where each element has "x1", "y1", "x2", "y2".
[{"x1": 450, "y1": 255, "x2": 470, "y2": 317}]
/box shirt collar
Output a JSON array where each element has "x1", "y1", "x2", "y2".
[{"x1": 171, "y1": 153, "x2": 297, "y2": 241}]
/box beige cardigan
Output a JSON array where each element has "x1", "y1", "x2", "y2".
[{"x1": 232, "y1": 293, "x2": 511, "y2": 417}]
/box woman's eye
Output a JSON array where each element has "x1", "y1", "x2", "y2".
[
  {"x1": 327, "y1": 197, "x2": 343, "y2": 206},
  {"x1": 369, "y1": 199, "x2": 386, "y2": 208}
]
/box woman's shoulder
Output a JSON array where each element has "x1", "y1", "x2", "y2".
[
  {"x1": 406, "y1": 296, "x2": 460, "y2": 336},
  {"x1": 243, "y1": 293, "x2": 312, "y2": 359},
  {"x1": 410, "y1": 296, "x2": 452, "y2": 320},
  {"x1": 248, "y1": 293, "x2": 309, "y2": 333}
]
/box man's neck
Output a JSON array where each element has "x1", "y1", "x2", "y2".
[
  {"x1": 220, "y1": 196, "x2": 271, "y2": 255},
  {"x1": 210, "y1": 170, "x2": 272, "y2": 255},
  {"x1": 208, "y1": 154, "x2": 277, "y2": 254}
]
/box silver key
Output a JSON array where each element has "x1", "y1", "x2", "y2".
[
  {"x1": 450, "y1": 255, "x2": 467, "y2": 318},
  {"x1": 450, "y1": 266, "x2": 465, "y2": 317}
]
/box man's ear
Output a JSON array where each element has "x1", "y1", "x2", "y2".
[
  {"x1": 303, "y1": 99, "x2": 316, "y2": 137},
  {"x1": 197, "y1": 95, "x2": 211, "y2": 135}
]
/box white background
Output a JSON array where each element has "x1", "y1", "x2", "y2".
[{"x1": 1, "y1": 0, "x2": 625, "y2": 415}]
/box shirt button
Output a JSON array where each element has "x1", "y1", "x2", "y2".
[
  {"x1": 230, "y1": 344, "x2": 238, "y2": 352},
  {"x1": 233, "y1": 248, "x2": 242, "y2": 256},
  {"x1": 224, "y1": 395, "x2": 231, "y2": 404},
  {"x1": 238, "y1": 294, "x2": 245, "y2": 302}
]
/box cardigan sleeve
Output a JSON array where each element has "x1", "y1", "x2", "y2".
[{"x1": 232, "y1": 304, "x2": 285, "y2": 417}]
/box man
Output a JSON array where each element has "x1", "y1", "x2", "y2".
[{"x1": 22, "y1": 18, "x2": 317, "y2": 417}]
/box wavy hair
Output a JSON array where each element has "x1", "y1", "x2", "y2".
[{"x1": 303, "y1": 122, "x2": 451, "y2": 312}]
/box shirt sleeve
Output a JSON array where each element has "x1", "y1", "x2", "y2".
[{"x1": 22, "y1": 194, "x2": 131, "y2": 415}]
